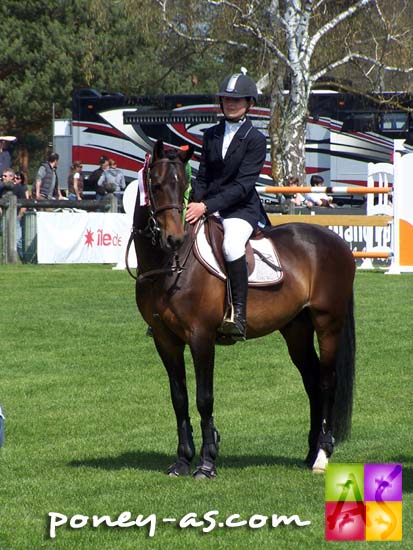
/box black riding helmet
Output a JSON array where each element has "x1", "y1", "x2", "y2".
[{"x1": 217, "y1": 73, "x2": 259, "y2": 104}]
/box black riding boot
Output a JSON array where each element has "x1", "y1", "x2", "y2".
[{"x1": 219, "y1": 255, "x2": 248, "y2": 341}]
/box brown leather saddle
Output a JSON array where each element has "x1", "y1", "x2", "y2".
[{"x1": 203, "y1": 216, "x2": 268, "y2": 276}]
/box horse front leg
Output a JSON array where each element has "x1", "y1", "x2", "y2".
[
  {"x1": 153, "y1": 326, "x2": 195, "y2": 476},
  {"x1": 190, "y1": 331, "x2": 220, "y2": 479}
]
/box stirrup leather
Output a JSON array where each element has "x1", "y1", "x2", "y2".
[
  {"x1": 217, "y1": 257, "x2": 247, "y2": 341},
  {"x1": 219, "y1": 275, "x2": 236, "y2": 328}
]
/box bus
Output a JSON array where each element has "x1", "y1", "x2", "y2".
[{"x1": 54, "y1": 88, "x2": 413, "y2": 202}]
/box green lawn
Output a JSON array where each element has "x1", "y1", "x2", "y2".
[{"x1": 0, "y1": 265, "x2": 411, "y2": 549}]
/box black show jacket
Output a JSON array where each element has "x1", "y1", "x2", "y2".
[{"x1": 191, "y1": 119, "x2": 267, "y2": 228}]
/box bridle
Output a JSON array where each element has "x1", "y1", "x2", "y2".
[
  {"x1": 141, "y1": 158, "x2": 185, "y2": 246},
  {"x1": 126, "y1": 157, "x2": 196, "y2": 281}
]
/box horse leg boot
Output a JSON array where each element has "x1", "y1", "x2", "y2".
[
  {"x1": 193, "y1": 418, "x2": 220, "y2": 479},
  {"x1": 168, "y1": 418, "x2": 195, "y2": 477},
  {"x1": 219, "y1": 255, "x2": 248, "y2": 341}
]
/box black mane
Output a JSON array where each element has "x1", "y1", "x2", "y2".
[{"x1": 164, "y1": 149, "x2": 181, "y2": 161}]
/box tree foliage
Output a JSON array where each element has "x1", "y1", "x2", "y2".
[{"x1": 0, "y1": 0, "x2": 225, "y2": 174}]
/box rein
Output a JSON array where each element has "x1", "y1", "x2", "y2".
[{"x1": 125, "y1": 224, "x2": 197, "y2": 283}]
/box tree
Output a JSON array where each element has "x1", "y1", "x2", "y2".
[
  {"x1": 156, "y1": 0, "x2": 413, "y2": 183},
  {"x1": 0, "y1": 0, "x2": 223, "y2": 178},
  {"x1": 0, "y1": 1, "x2": 78, "y2": 173}
]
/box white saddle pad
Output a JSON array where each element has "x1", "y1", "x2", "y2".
[{"x1": 194, "y1": 223, "x2": 283, "y2": 287}]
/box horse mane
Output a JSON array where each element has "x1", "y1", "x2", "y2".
[{"x1": 164, "y1": 149, "x2": 181, "y2": 161}]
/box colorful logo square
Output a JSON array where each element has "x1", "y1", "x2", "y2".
[
  {"x1": 366, "y1": 501, "x2": 402, "y2": 541},
  {"x1": 325, "y1": 463, "x2": 402, "y2": 541},
  {"x1": 325, "y1": 463, "x2": 364, "y2": 502},
  {"x1": 364, "y1": 463, "x2": 402, "y2": 502},
  {"x1": 325, "y1": 501, "x2": 366, "y2": 541}
]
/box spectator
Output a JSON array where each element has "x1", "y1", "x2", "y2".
[
  {"x1": 1, "y1": 168, "x2": 15, "y2": 189},
  {"x1": 0, "y1": 168, "x2": 27, "y2": 259},
  {"x1": 304, "y1": 175, "x2": 335, "y2": 208},
  {"x1": 100, "y1": 159, "x2": 126, "y2": 209},
  {"x1": 67, "y1": 161, "x2": 84, "y2": 200},
  {"x1": 88, "y1": 156, "x2": 109, "y2": 200},
  {"x1": 14, "y1": 171, "x2": 29, "y2": 198},
  {"x1": 35, "y1": 153, "x2": 63, "y2": 200},
  {"x1": 0, "y1": 168, "x2": 9, "y2": 214},
  {"x1": 287, "y1": 176, "x2": 305, "y2": 206},
  {"x1": 1, "y1": 168, "x2": 13, "y2": 215},
  {"x1": 103, "y1": 159, "x2": 126, "y2": 193},
  {"x1": 0, "y1": 136, "x2": 16, "y2": 175}
]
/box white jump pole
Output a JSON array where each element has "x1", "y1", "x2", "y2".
[{"x1": 387, "y1": 141, "x2": 403, "y2": 274}]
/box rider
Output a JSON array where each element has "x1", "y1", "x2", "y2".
[{"x1": 186, "y1": 71, "x2": 268, "y2": 340}]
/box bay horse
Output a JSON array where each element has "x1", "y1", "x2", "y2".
[{"x1": 132, "y1": 140, "x2": 356, "y2": 478}]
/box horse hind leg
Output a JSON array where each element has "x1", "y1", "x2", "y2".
[
  {"x1": 311, "y1": 327, "x2": 341, "y2": 473},
  {"x1": 153, "y1": 328, "x2": 195, "y2": 476},
  {"x1": 311, "y1": 300, "x2": 355, "y2": 473},
  {"x1": 280, "y1": 310, "x2": 322, "y2": 469}
]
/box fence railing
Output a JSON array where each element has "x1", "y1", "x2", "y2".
[{"x1": 0, "y1": 192, "x2": 118, "y2": 264}]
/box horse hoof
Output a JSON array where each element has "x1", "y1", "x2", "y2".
[
  {"x1": 193, "y1": 466, "x2": 217, "y2": 480},
  {"x1": 312, "y1": 449, "x2": 328, "y2": 474},
  {"x1": 167, "y1": 460, "x2": 191, "y2": 477}
]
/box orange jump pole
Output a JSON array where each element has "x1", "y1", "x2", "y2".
[{"x1": 352, "y1": 251, "x2": 392, "y2": 259}]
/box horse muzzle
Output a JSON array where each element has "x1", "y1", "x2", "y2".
[{"x1": 163, "y1": 232, "x2": 186, "y2": 252}]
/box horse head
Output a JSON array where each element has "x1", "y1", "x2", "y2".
[{"x1": 148, "y1": 139, "x2": 194, "y2": 251}]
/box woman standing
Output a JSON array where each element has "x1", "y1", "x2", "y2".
[{"x1": 67, "y1": 161, "x2": 84, "y2": 200}]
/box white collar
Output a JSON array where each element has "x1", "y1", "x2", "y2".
[{"x1": 224, "y1": 119, "x2": 246, "y2": 133}]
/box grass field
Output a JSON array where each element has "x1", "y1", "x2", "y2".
[{"x1": 0, "y1": 264, "x2": 411, "y2": 550}]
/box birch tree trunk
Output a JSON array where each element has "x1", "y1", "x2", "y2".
[
  {"x1": 268, "y1": 61, "x2": 309, "y2": 184},
  {"x1": 268, "y1": 72, "x2": 307, "y2": 185},
  {"x1": 270, "y1": 100, "x2": 307, "y2": 184},
  {"x1": 268, "y1": 1, "x2": 312, "y2": 184}
]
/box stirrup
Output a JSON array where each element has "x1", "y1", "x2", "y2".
[
  {"x1": 218, "y1": 305, "x2": 246, "y2": 340},
  {"x1": 222, "y1": 303, "x2": 235, "y2": 324}
]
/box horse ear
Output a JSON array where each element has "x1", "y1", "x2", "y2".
[
  {"x1": 177, "y1": 144, "x2": 194, "y2": 164},
  {"x1": 153, "y1": 139, "x2": 165, "y2": 161}
]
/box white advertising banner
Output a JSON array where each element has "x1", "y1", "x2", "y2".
[{"x1": 37, "y1": 212, "x2": 137, "y2": 265}]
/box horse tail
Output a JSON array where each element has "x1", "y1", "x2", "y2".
[{"x1": 333, "y1": 292, "x2": 356, "y2": 443}]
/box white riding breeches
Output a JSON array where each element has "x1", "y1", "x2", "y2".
[{"x1": 222, "y1": 217, "x2": 254, "y2": 262}]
